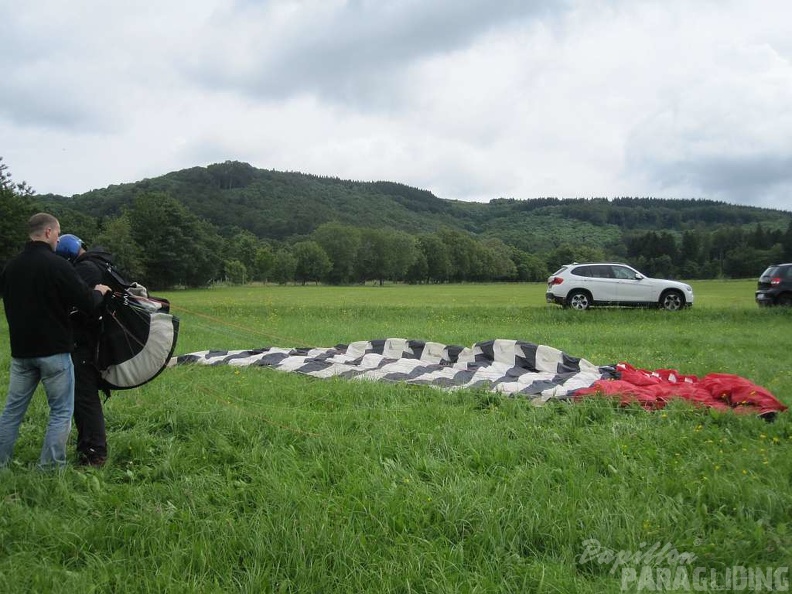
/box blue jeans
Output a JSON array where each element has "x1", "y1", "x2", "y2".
[{"x1": 0, "y1": 353, "x2": 75, "y2": 469}]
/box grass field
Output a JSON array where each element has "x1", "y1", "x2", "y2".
[{"x1": 1, "y1": 281, "x2": 790, "y2": 593}]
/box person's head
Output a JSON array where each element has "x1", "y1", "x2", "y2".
[
  {"x1": 28, "y1": 213, "x2": 61, "y2": 250},
  {"x1": 55, "y1": 234, "x2": 86, "y2": 262}
]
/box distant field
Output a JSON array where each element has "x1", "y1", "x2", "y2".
[
  {"x1": 0, "y1": 281, "x2": 790, "y2": 593},
  {"x1": 165, "y1": 280, "x2": 790, "y2": 400}
]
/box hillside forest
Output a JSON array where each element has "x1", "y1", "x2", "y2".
[{"x1": 2, "y1": 159, "x2": 791, "y2": 289}]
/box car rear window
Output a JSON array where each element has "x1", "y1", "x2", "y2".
[{"x1": 762, "y1": 266, "x2": 792, "y2": 279}]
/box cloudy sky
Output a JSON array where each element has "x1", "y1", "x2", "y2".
[{"x1": 2, "y1": 0, "x2": 791, "y2": 211}]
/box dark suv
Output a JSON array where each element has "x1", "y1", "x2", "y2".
[{"x1": 756, "y1": 263, "x2": 792, "y2": 306}]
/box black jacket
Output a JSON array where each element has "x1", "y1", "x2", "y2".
[
  {"x1": 0, "y1": 241, "x2": 103, "y2": 358},
  {"x1": 75, "y1": 249, "x2": 112, "y2": 288}
]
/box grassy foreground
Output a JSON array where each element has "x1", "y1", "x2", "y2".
[{"x1": 0, "y1": 281, "x2": 790, "y2": 593}]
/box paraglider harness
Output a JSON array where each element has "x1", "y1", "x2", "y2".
[{"x1": 77, "y1": 253, "x2": 180, "y2": 401}]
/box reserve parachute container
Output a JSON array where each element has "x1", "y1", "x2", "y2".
[{"x1": 97, "y1": 285, "x2": 180, "y2": 392}]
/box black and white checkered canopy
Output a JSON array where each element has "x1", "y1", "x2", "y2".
[{"x1": 173, "y1": 338, "x2": 616, "y2": 401}]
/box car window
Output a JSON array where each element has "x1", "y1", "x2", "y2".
[
  {"x1": 571, "y1": 266, "x2": 591, "y2": 277},
  {"x1": 762, "y1": 266, "x2": 787, "y2": 279},
  {"x1": 589, "y1": 265, "x2": 614, "y2": 279},
  {"x1": 612, "y1": 266, "x2": 635, "y2": 280}
]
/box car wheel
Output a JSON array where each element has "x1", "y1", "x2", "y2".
[
  {"x1": 660, "y1": 290, "x2": 684, "y2": 311},
  {"x1": 777, "y1": 294, "x2": 792, "y2": 306},
  {"x1": 567, "y1": 290, "x2": 591, "y2": 310}
]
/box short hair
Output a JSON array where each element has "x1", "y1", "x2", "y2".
[{"x1": 28, "y1": 212, "x2": 59, "y2": 237}]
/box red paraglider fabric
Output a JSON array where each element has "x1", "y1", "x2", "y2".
[{"x1": 574, "y1": 363, "x2": 787, "y2": 415}]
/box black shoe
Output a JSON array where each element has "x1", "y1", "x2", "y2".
[{"x1": 77, "y1": 450, "x2": 107, "y2": 467}]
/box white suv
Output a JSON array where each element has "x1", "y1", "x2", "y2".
[{"x1": 546, "y1": 263, "x2": 694, "y2": 311}]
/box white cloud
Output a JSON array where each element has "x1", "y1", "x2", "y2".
[
  {"x1": 623, "y1": 20, "x2": 792, "y2": 207},
  {"x1": 182, "y1": 0, "x2": 560, "y2": 106},
  {"x1": 1, "y1": 0, "x2": 791, "y2": 211}
]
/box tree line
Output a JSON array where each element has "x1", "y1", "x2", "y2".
[{"x1": 2, "y1": 158, "x2": 792, "y2": 288}]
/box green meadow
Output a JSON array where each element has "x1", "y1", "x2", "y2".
[{"x1": 1, "y1": 281, "x2": 790, "y2": 593}]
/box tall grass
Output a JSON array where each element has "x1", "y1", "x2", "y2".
[{"x1": 0, "y1": 281, "x2": 789, "y2": 593}]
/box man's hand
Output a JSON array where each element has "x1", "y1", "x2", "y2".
[{"x1": 94, "y1": 284, "x2": 112, "y2": 296}]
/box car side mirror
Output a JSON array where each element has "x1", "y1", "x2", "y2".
[{"x1": 635, "y1": 274, "x2": 644, "y2": 280}]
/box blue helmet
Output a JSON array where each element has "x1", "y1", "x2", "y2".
[{"x1": 56, "y1": 234, "x2": 85, "y2": 261}]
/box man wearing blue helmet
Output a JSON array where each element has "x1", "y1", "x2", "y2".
[
  {"x1": 0, "y1": 214, "x2": 111, "y2": 469},
  {"x1": 55, "y1": 233, "x2": 85, "y2": 262},
  {"x1": 56, "y1": 233, "x2": 117, "y2": 466}
]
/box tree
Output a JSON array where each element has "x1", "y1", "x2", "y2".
[
  {"x1": 724, "y1": 246, "x2": 782, "y2": 279},
  {"x1": 510, "y1": 248, "x2": 547, "y2": 281},
  {"x1": 546, "y1": 243, "x2": 605, "y2": 273},
  {"x1": 271, "y1": 248, "x2": 297, "y2": 285},
  {"x1": 0, "y1": 157, "x2": 34, "y2": 197},
  {"x1": 126, "y1": 192, "x2": 223, "y2": 288},
  {"x1": 417, "y1": 233, "x2": 452, "y2": 283},
  {"x1": 437, "y1": 228, "x2": 478, "y2": 281},
  {"x1": 293, "y1": 241, "x2": 332, "y2": 285},
  {"x1": 625, "y1": 230, "x2": 679, "y2": 270},
  {"x1": 223, "y1": 259, "x2": 247, "y2": 284},
  {"x1": 225, "y1": 230, "x2": 261, "y2": 274},
  {"x1": 93, "y1": 214, "x2": 145, "y2": 279},
  {"x1": 748, "y1": 223, "x2": 774, "y2": 250},
  {"x1": 708, "y1": 226, "x2": 745, "y2": 277},
  {"x1": 637, "y1": 254, "x2": 674, "y2": 278},
  {"x1": 355, "y1": 228, "x2": 417, "y2": 285},
  {"x1": 0, "y1": 157, "x2": 37, "y2": 266},
  {"x1": 253, "y1": 244, "x2": 275, "y2": 282},
  {"x1": 206, "y1": 160, "x2": 256, "y2": 189},
  {"x1": 312, "y1": 222, "x2": 361, "y2": 284},
  {"x1": 384, "y1": 230, "x2": 419, "y2": 283},
  {"x1": 783, "y1": 221, "x2": 792, "y2": 261},
  {"x1": 404, "y1": 249, "x2": 428, "y2": 284},
  {"x1": 680, "y1": 231, "x2": 703, "y2": 265},
  {"x1": 481, "y1": 238, "x2": 518, "y2": 280}
]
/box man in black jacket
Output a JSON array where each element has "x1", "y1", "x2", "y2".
[
  {"x1": 0, "y1": 213, "x2": 110, "y2": 469},
  {"x1": 55, "y1": 234, "x2": 116, "y2": 466}
]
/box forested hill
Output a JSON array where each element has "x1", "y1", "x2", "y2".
[
  {"x1": 14, "y1": 160, "x2": 790, "y2": 287},
  {"x1": 49, "y1": 162, "x2": 466, "y2": 239},
  {"x1": 44, "y1": 160, "x2": 789, "y2": 239}
]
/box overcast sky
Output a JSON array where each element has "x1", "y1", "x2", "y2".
[{"x1": 2, "y1": 0, "x2": 791, "y2": 211}]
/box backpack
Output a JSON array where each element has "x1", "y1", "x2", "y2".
[{"x1": 81, "y1": 253, "x2": 180, "y2": 395}]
